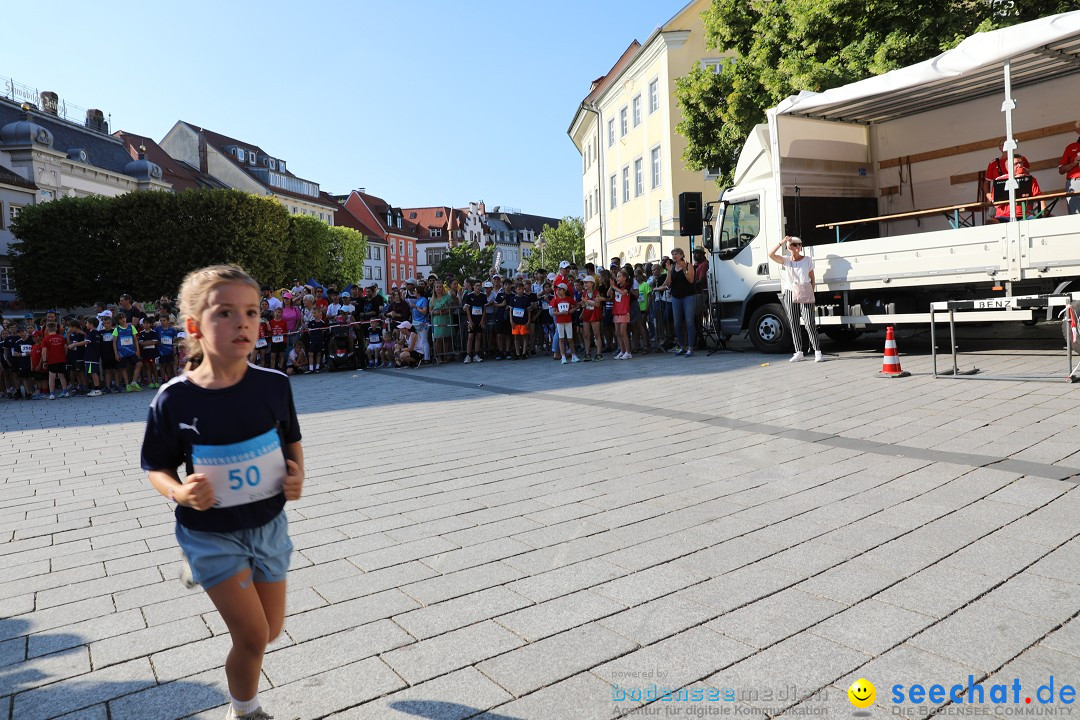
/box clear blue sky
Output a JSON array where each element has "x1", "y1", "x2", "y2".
[{"x1": 4, "y1": 0, "x2": 690, "y2": 220}]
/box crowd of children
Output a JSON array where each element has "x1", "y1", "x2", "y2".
[{"x1": 0, "y1": 256, "x2": 712, "y2": 398}]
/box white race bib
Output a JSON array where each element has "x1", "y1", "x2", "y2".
[
  {"x1": 272, "y1": 335, "x2": 284, "y2": 344},
  {"x1": 615, "y1": 291, "x2": 623, "y2": 302},
  {"x1": 161, "y1": 335, "x2": 173, "y2": 346},
  {"x1": 191, "y1": 428, "x2": 287, "y2": 509},
  {"x1": 512, "y1": 307, "x2": 525, "y2": 318},
  {"x1": 119, "y1": 336, "x2": 134, "y2": 347},
  {"x1": 368, "y1": 334, "x2": 380, "y2": 344},
  {"x1": 256, "y1": 338, "x2": 267, "y2": 348},
  {"x1": 558, "y1": 302, "x2": 570, "y2": 313},
  {"x1": 471, "y1": 307, "x2": 483, "y2": 315},
  {"x1": 20, "y1": 344, "x2": 32, "y2": 354}
]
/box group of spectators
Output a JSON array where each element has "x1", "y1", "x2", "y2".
[
  {"x1": 245, "y1": 248, "x2": 713, "y2": 372},
  {"x1": 0, "y1": 249, "x2": 715, "y2": 398},
  {"x1": 983, "y1": 119, "x2": 1080, "y2": 221}
]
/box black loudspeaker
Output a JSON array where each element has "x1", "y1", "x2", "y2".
[{"x1": 679, "y1": 191, "x2": 703, "y2": 236}]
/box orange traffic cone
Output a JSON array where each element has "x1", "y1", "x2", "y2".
[{"x1": 878, "y1": 326, "x2": 910, "y2": 378}]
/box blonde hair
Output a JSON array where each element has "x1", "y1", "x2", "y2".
[{"x1": 178, "y1": 264, "x2": 260, "y2": 367}]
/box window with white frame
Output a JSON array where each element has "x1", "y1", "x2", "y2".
[
  {"x1": 649, "y1": 78, "x2": 659, "y2": 113},
  {"x1": 634, "y1": 157, "x2": 643, "y2": 197},
  {"x1": 375, "y1": 267, "x2": 382, "y2": 280},
  {"x1": 620, "y1": 107, "x2": 628, "y2": 136},
  {"x1": 608, "y1": 119, "x2": 615, "y2": 147},
  {"x1": 702, "y1": 58, "x2": 725, "y2": 74},
  {"x1": 651, "y1": 146, "x2": 662, "y2": 189},
  {"x1": 374, "y1": 246, "x2": 381, "y2": 260},
  {"x1": 0, "y1": 265, "x2": 14, "y2": 292},
  {"x1": 365, "y1": 266, "x2": 373, "y2": 280},
  {"x1": 399, "y1": 239, "x2": 404, "y2": 254},
  {"x1": 399, "y1": 264, "x2": 405, "y2": 278},
  {"x1": 622, "y1": 166, "x2": 630, "y2": 204},
  {"x1": 391, "y1": 264, "x2": 397, "y2": 280},
  {"x1": 367, "y1": 245, "x2": 372, "y2": 259},
  {"x1": 609, "y1": 174, "x2": 617, "y2": 210},
  {"x1": 632, "y1": 95, "x2": 641, "y2": 127},
  {"x1": 8, "y1": 204, "x2": 22, "y2": 228},
  {"x1": 408, "y1": 242, "x2": 413, "y2": 257}
]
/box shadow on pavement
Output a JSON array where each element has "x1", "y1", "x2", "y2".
[
  {"x1": 389, "y1": 699, "x2": 524, "y2": 719},
  {"x1": 0, "y1": 617, "x2": 222, "y2": 720}
]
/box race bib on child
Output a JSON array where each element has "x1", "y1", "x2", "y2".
[
  {"x1": 512, "y1": 307, "x2": 525, "y2": 318},
  {"x1": 161, "y1": 335, "x2": 173, "y2": 346},
  {"x1": 190, "y1": 428, "x2": 287, "y2": 508},
  {"x1": 558, "y1": 302, "x2": 570, "y2": 313},
  {"x1": 20, "y1": 344, "x2": 32, "y2": 354},
  {"x1": 471, "y1": 307, "x2": 483, "y2": 316},
  {"x1": 615, "y1": 291, "x2": 623, "y2": 302},
  {"x1": 272, "y1": 334, "x2": 284, "y2": 344},
  {"x1": 368, "y1": 333, "x2": 380, "y2": 344},
  {"x1": 255, "y1": 338, "x2": 267, "y2": 348},
  {"x1": 119, "y1": 335, "x2": 134, "y2": 347}
]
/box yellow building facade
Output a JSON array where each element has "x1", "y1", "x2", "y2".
[{"x1": 568, "y1": 0, "x2": 724, "y2": 268}]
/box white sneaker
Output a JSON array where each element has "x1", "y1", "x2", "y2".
[
  {"x1": 463, "y1": 355, "x2": 472, "y2": 364},
  {"x1": 179, "y1": 552, "x2": 198, "y2": 589},
  {"x1": 614, "y1": 351, "x2": 625, "y2": 359},
  {"x1": 789, "y1": 352, "x2": 804, "y2": 363},
  {"x1": 561, "y1": 357, "x2": 568, "y2": 365},
  {"x1": 473, "y1": 355, "x2": 483, "y2": 363},
  {"x1": 224, "y1": 706, "x2": 272, "y2": 720},
  {"x1": 623, "y1": 352, "x2": 633, "y2": 360},
  {"x1": 571, "y1": 355, "x2": 580, "y2": 363},
  {"x1": 814, "y1": 351, "x2": 823, "y2": 362}
]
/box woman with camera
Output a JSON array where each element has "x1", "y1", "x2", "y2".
[
  {"x1": 661, "y1": 248, "x2": 697, "y2": 357},
  {"x1": 768, "y1": 236, "x2": 822, "y2": 362}
]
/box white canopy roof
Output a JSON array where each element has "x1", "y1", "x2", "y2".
[{"x1": 775, "y1": 11, "x2": 1080, "y2": 124}]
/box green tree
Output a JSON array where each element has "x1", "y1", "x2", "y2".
[
  {"x1": 674, "y1": 0, "x2": 1067, "y2": 186},
  {"x1": 524, "y1": 217, "x2": 584, "y2": 273},
  {"x1": 434, "y1": 243, "x2": 495, "y2": 280},
  {"x1": 324, "y1": 225, "x2": 367, "y2": 289}
]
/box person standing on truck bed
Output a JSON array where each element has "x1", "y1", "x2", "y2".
[
  {"x1": 1059, "y1": 119, "x2": 1080, "y2": 215},
  {"x1": 768, "y1": 236, "x2": 822, "y2": 363}
]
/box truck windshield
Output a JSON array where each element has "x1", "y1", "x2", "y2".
[{"x1": 719, "y1": 197, "x2": 760, "y2": 255}]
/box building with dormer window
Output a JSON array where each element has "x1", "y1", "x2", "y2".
[
  {"x1": 159, "y1": 120, "x2": 337, "y2": 222},
  {"x1": 0, "y1": 91, "x2": 171, "y2": 303},
  {"x1": 338, "y1": 190, "x2": 419, "y2": 287}
]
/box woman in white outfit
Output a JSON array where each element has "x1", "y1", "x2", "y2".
[{"x1": 768, "y1": 236, "x2": 822, "y2": 362}]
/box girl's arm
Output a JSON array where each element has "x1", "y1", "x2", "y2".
[{"x1": 148, "y1": 468, "x2": 215, "y2": 510}]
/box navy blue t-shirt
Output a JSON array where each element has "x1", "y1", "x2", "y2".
[
  {"x1": 138, "y1": 329, "x2": 160, "y2": 360},
  {"x1": 507, "y1": 294, "x2": 531, "y2": 325},
  {"x1": 68, "y1": 331, "x2": 87, "y2": 363},
  {"x1": 84, "y1": 329, "x2": 104, "y2": 363},
  {"x1": 141, "y1": 364, "x2": 302, "y2": 532}
]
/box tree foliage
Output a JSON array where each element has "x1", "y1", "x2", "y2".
[
  {"x1": 524, "y1": 217, "x2": 585, "y2": 273},
  {"x1": 434, "y1": 242, "x2": 495, "y2": 281},
  {"x1": 8, "y1": 189, "x2": 365, "y2": 307},
  {"x1": 674, "y1": 0, "x2": 1073, "y2": 186}
]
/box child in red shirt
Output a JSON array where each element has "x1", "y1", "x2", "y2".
[
  {"x1": 41, "y1": 321, "x2": 70, "y2": 399},
  {"x1": 268, "y1": 307, "x2": 288, "y2": 371},
  {"x1": 550, "y1": 285, "x2": 578, "y2": 364},
  {"x1": 611, "y1": 269, "x2": 637, "y2": 360},
  {"x1": 30, "y1": 338, "x2": 45, "y2": 397}
]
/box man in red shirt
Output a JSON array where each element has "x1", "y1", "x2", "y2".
[
  {"x1": 313, "y1": 286, "x2": 329, "y2": 312},
  {"x1": 1058, "y1": 119, "x2": 1080, "y2": 215},
  {"x1": 41, "y1": 321, "x2": 71, "y2": 399}
]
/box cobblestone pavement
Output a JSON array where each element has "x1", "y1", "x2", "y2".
[{"x1": 3, "y1": 333, "x2": 1080, "y2": 720}]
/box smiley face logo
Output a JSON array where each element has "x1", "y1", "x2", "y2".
[{"x1": 848, "y1": 678, "x2": 876, "y2": 709}]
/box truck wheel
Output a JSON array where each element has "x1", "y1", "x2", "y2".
[
  {"x1": 824, "y1": 326, "x2": 863, "y2": 343},
  {"x1": 748, "y1": 303, "x2": 793, "y2": 354}
]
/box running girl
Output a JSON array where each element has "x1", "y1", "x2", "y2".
[{"x1": 141, "y1": 264, "x2": 304, "y2": 720}]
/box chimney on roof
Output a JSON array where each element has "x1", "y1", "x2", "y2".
[
  {"x1": 85, "y1": 109, "x2": 108, "y2": 133},
  {"x1": 356, "y1": 188, "x2": 365, "y2": 194},
  {"x1": 40, "y1": 92, "x2": 58, "y2": 116}
]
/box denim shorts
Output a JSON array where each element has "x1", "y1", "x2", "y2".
[{"x1": 175, "y1": 511, "x2": 293, "y2": 589}]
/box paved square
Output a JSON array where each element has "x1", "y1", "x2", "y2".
[{"x1": 3, "y1": 334, "x2": 1080, "y2": 720}]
